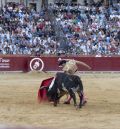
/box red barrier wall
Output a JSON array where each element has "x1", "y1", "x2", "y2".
[{"x1": 0, "y1": 55, "x2": 120, "y2": 72}]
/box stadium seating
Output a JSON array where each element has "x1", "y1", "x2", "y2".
[{"x1": 0, "y1": 2, "x2": 119, "y2": 56}]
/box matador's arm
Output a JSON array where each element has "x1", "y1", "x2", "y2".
[{"x1": 58, "y1": 58, "x2": 91, "y2": 69}]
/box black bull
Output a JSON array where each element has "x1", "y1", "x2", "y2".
[{"x1": 47, "y1": 72, "x2": 84, "y2": 108}]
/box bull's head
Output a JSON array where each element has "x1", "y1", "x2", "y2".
[{"x1": 47, "y1": 87, "x2": 60, "y2": 106}]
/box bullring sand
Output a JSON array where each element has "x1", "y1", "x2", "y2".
[{"x1": 0, "y1": 72, "x2": 120, "y2": 129}]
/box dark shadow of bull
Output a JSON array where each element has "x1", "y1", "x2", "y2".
[{"x1": 47, "y1": 72, "x2": 84, "y2": 108}]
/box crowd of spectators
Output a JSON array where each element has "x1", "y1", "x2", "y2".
[
  {"x1": 0, "y1": 2, "x2": 57, "y2": 55},
  {"x1": 52, "y1": 1, "x2": 120, "y2": 56},
  {"x1": 0, "y1": 1, "x2": 120, "y2": 56}
]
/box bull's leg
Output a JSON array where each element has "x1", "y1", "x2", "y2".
[
  {"x1": 69, "y1": 89, "x2": 77, "y2": 106},
  {"x1": 77, "y1": 91, "x2": 83, "y2": 108},
  {"x1": 53, "y1": 92, "x2": 59, "y2": 107},
  {"x1": 53, "y1": 100, "x2": 58, "y2": 107},
  {"x1": 77, "y1": 78, "x2": 84, "y2": 108}
]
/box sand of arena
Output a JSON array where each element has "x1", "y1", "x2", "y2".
[{"x1": 0, "y1": 72, "x2": 120, "y2": 129}]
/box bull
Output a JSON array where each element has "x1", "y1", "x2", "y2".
[{"x1": 47, "y1": 72, "x2": 84, "y2": 108}]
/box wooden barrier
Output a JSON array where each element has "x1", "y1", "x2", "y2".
[{"x1": 0, "y1": 55, "x2": 120, "y2": 72}]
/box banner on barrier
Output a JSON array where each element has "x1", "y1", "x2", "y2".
[
  {"x1": 0, "y1": 58, "x2": 10, "y2": 69},
  {"x1": 0, "y1": 56, "x2": 120, "y2": 72}
]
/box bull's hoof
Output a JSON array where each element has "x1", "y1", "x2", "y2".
[
  {"x1": 79, "y1": 105, "x2": 82, "y2": 108},
  {"x1": 54, "y1": 103, "x2": 57, "y2": 107},
  {"x1": 75, "y1": 105, "x2": 82, "y2": 110}
]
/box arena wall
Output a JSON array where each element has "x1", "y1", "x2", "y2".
[{"x1": 0, "y1": 55, "x2": 120, "y2": 72}]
